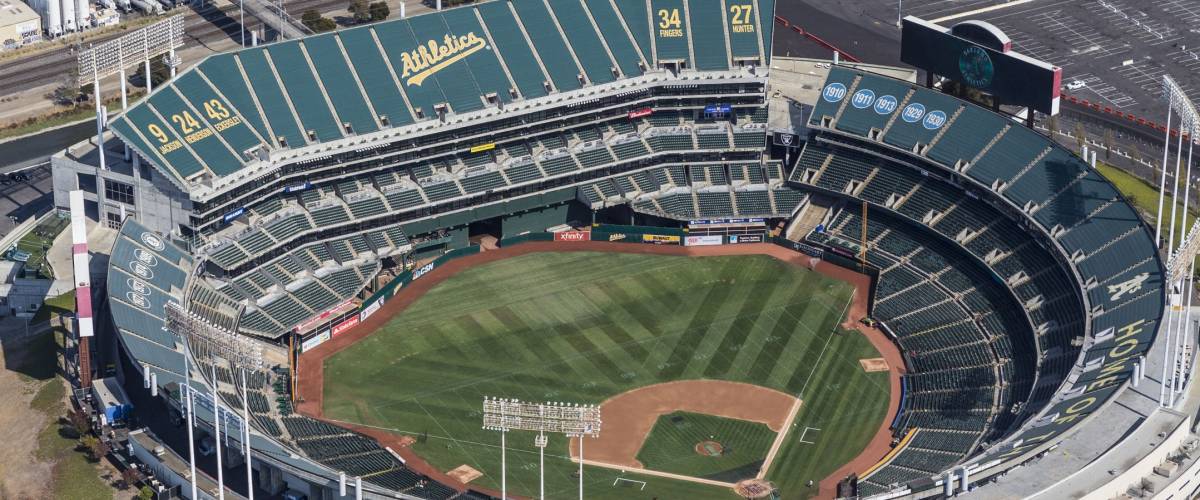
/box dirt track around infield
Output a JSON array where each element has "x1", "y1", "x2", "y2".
[
  {"x1": 294, "y1": 241, "x2": 904, "y2": 499},
  {"x1": 568, "y1": 380, "x2": 798, "y2": 469}
]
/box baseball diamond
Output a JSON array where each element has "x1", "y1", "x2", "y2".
[{"x1": 308, "y1": 248, "x2": 890, "y2": 499}]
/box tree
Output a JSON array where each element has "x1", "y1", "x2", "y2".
[
  {"x1": 1046, "y1": 114, "x2": 1059, "y2": 138},
  {"x1": 67, "y1": 409, "x2": 89, "y2": 438},
  {"x1": 48, "y1": 68, "x2": 82, "y2": 106},
  {"x1": 1103, "y1": 129, "x2": 1115, "y2": 160},
  {"x1": 138, "y1": 486, "x2": 154, "y2": 500},
  {"x1": 301, "y1": 10, "x2": 337, "y2": 32},
  {"x1": 301, "y1": 9, "x2": 321, "y2": 25},
  {"x1": 79, "y1": 434, "x2": 98, "y2": 456},
  {"x1": 90, "y1": 436, "x2": 110, "y2": 461},
  {"x1": 121, "y1": 468, "x2": 143, "y2": 490},
  {"x1": 368, "y1": 1, "x2": 389, "y2": 21},
  {"x1": 349, "y1": 0, "x2": 371, "y2": 23},
  {"x1": 1074, "y1": 122, "x2": 1087, "y2": 153}
]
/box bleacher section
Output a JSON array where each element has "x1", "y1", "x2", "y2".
[
  {"x1": 112, "y1": 0, "x2": 771, "y2": 187},
  {"x1": 197, "y1": 113, "x2": 768, "y2": 272},
  {"x1": 801, "y1": 65, "x2": 1164, "y2": 496}
]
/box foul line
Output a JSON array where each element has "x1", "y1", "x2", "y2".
[
  {"x1": 757, "y1": 397, "x2": 804, "y2": 479},
  {"x1": 931, "y1": 0, "x2": 1037, "y2": 23},
  {"x1": 574, "y1": 458, "x2": 737, "y2": 488}
]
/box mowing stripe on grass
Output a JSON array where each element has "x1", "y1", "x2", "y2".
[{"x1": 703, "y1": 271, "x2": 777, "y2": 378}]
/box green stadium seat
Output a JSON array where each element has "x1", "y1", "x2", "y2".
[
  {"x1": 477, "y1": 1, "x2": 549, "y2": 99},
  {"x1": 511, "y1": 0, "x2": 583, "y2": 91},
  {"x1": 688, "y1": 0, "x2": 728, "y2": 70},
  {"x1": 337, "y1": 27, "x2": 415, "y2": 127},
  {"x1": 302, "y1": 34, "x2": 379, "y2": 135},
  {"x1": 264, "y1": 43, "x2": 344, "y2": 142},
  {"x1": 584, "y1": 0, "x2": 645, "y2": 77},
  {"x1": 237, "y1": 49, "x2": 308, "y2": 147},
  {"x1": 548, "y1": 0, "x2": 618, "y2": 83}
]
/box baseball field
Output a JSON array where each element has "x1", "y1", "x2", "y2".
[{"x1": 317, "y1": 249, "x2": 891, "y2": 499}]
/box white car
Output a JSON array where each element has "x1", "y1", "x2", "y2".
[{"x1": 1066, "y1": 80, "x2": 1086, "y2": 91}]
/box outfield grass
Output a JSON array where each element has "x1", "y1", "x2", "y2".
[
  {"x1": 322, "y1": 252, "x2": 889, "y2": 499},
  {"x1": 1095, "y1": 162, "x2": 1196, "y2": 243},
  {"x1": 636, "y1": 411, "x2": 775, "y2": 482}
]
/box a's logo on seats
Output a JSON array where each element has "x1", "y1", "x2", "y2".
[{"x1": 400, "y1": 32, "x2": 487, "y2": 87}]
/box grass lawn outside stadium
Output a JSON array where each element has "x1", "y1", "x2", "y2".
[{"x1": 320, "y1": 251, "x2": 890, "y2": 499}]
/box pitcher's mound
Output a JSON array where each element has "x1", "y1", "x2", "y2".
[
  {"x1": 446, "y1": 464, "x2": 482, "y2": 484},
  {"x1": 695, "y1": 440, "x2": 725, "y2": 456},
  {"x1": 733, "y1": 479, "x2": 776, "y2": 498},
  {"x1": 859, "y1": 358, "x2": 889, "y2": 372}
]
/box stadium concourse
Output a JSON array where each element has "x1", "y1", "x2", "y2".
[{"x1": 70, "y1": 1, "x2": 1177, "y2": 499}]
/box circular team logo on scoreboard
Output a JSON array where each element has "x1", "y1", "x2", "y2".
[
  {"x1": 128, "y1": 278, "x2": 150, "y2": 295},
  {"x1": 822, "y1": 82, "x2": 848, "y2": 103},
  {"x1": 958, "y1": 45, "x2": 995, "y2": 88},
  {"x1": 129, "y1": 261, "x2": 154, "y2": 280},
  {"x1": 874, "y1": 95, "x2": 898, "y2": 115},
  {"x1": 923, "y1": 110, "x2": 949, "y2": 130},
  {"x1": 901, "y1": 103, "x2": 926, "y2": 123},
  {"x1": 851, "y1": 89, "x2": 876, "y2": 109},
  {"x1": 126, "y1": 291, "x2": 151, "y2": 309},
  {"x1": 133, "y1": 248, "x2": 158, "y2": 267},
  {"x1": 140, "y1": 232, "x2": 165, "y2": 252}
]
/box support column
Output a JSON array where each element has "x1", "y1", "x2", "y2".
[
  {"x1": 94, "y1": 70, "x2": 106, "y2": 170},
  {"x1": 120, "y1": 67, "x2": 130, "y2": 161},
  {"x1": 241, "y1": 370, "x2": 254, "y2": 500},
  {"x1": 1158, "y1": 108, "x2": 1174, "y2": 246},
  {"x1": 185, "y1": 359, "x2": 198, "y2": 500},
  {"x1": 501, "y1": 430, "x2": 507, "y2": 499},
  {"x1": 1169, "y1": 130, "x2": 1186, "y2": 253},
  {"x1": 145, "y1": 57, "x2": 152, "y2": 94},
  {"x1": 211, "y1": 367, "x2": 225, "y2": 500},
  {"x1": 578, "y1": 435, "x2": 583, "y2": 500}
]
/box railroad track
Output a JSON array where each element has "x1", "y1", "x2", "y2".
[{"x1": 0, "y1": 0, "x2": 344, "y2": 92}]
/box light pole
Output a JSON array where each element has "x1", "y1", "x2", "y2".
[{"x1": 482, "y1": 398, "x2": 601, "y2": 500}]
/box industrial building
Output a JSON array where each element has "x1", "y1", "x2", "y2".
[{"x1": 0, "y1": 0, "x2": 40, "y2": 50}]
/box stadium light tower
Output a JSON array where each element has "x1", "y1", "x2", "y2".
[
  {"x1": 1156, "y1": 75, "x2": 1200, "y2": 408},
  {"x1": 482, "y1": 398, "x2": 601, "y2": 500}
]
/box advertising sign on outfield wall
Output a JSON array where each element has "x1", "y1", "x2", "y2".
[
  {"x1": 685, "y1": 235, "x2": 724, "y2": 246},
  {"x1": 301, "y1": 330, "x2": 331, "y2": 352},
  {"x1": 360, "y1": 297, "x2": 385, "y2": 322},
  {"x1": 332, "y1": 316, "x2": 359, "y2": 337},
  {"x1": 412, "y1": 262, "x2": 436, "y2": 280},
  {"x1": 642, "y1": 234, "x2": 681, "y2": 244},
  {"x1": 729, "y1": 234, "x2": 764, "y2": 244},
  {"x1": 295, "y1": 299, "x2": 356, "y2": 333},
  {"x1": 554, "y1": 231, "x2": 591, "y2": 242}
]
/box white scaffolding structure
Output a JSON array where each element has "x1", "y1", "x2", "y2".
[
  {"x1": 1156, "y1": 75, "x2": 1200, "y2": 408},
  {"x1": 168, "y1": 301, "x2": 263, "y2": 498},
  {"x1": 76, "y1": 15, "x2": 185, "y2": 170},
  {"x1": 482, "y1": 398, "x2": 601, "y2": 500}
]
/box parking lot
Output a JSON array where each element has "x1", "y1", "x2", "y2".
[{"x1": 788, "y1": 0, "x2": 1200, "y2": 121}]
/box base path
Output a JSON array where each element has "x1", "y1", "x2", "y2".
[
  {"x1": 568, "y1": 380, "x2": 799, "y2": 469},
  {"x1": 294, "y1": 241, "x2": 904, "y2": 498}
]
